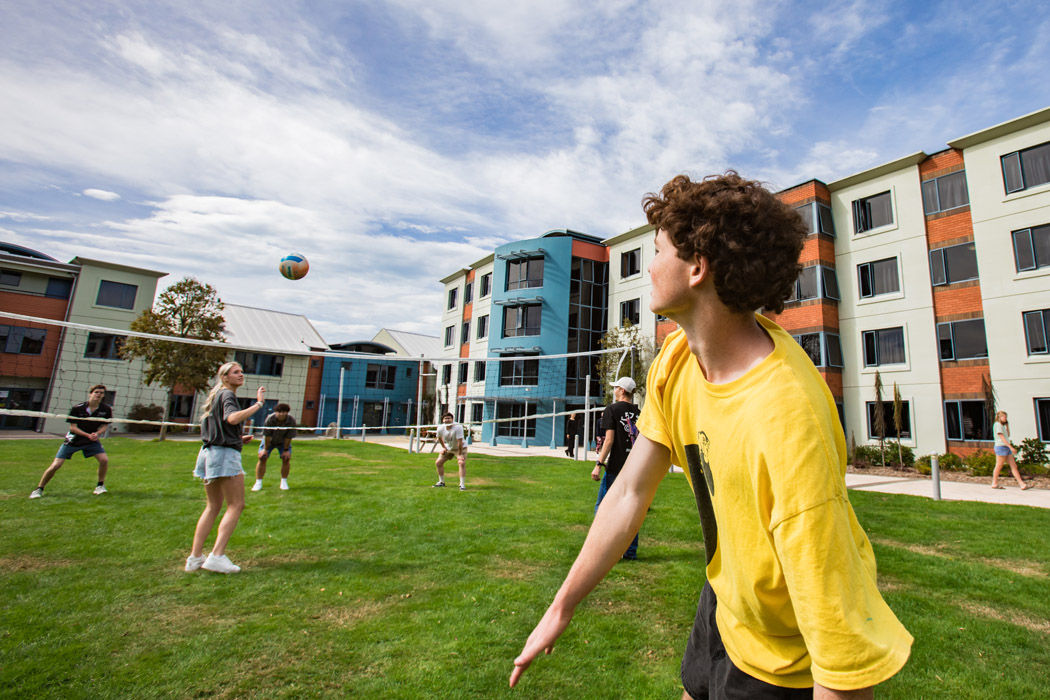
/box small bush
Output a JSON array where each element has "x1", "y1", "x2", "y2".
[
  {"x1": 126, "y1": 404, "x2": 164, "y2": 433},
  {"x1": 1018, "y1": 438, "x2": 1048, "y2": 468},
  {"x1": 888, "y1": 441, "x2": 915, "y2": 469},
  {"x1": 964, "y1": 449, "x2": 997, "y2": 477},
  {"x1": 850, "y1": 444, "x2": 883, "y2": 468},
  {"x1": 915, "y1": 452, "x2": 964, "y2": 475}
]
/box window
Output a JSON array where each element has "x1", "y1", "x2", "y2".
[
  {"x1": 1023, "y1": 309, "x2": 1050, "y2": 355},
  {"x1": 503, "y1": 304, "x2": 541, "y2": 337},
  {"x1": 464, "y1": 281, "x2": 473, "y2": 305},
  {"x1": 461, "y1": 321, "x2": 470, "y2": 345},
  {"x1": 794, "y1": 202, "x2": 834, "y2": 235},
  {"x1": 84, "y1": 332, "x2": 126, "y2": 360},
  {"x1": 496, "y1": 402, "x2": 537, "y2": 438},
  {"x1": 456, "y1": 403, "x2": 466, "y2": 424},
  {"x1": 306, "y1": 400, "x2": 316, "y2": 409},
  {"x1": 792, "y1": 332, "x2": 843, "y2": 368},
  {"x1": 866, "y1": 400, "x2": 911, "y2": 439},
  {"x1": 458, "y1": 362, "x2": 468, "y2": 384},
  {"x1": 499, "y1": 354, "x2": 539, "y2": 386},
  {"x1": 930, "y1": 243, "x2": 979, "y2": 286},
  {"x1": 937, "y1": 319, "x2": 987, "y2": 361},
  {"x1": 0, "y1": 269, "x2": 21, "y2": 286},
  {"x1": 447, "y1": 287, "x2": 458, "y2": 310},
  {"x1": 944, "y1": 400, "x2": 992, "y2": 441},
  {"x1": 787, "y1": 265, "x2": 839, "y2": 302},
  {"x1": 1011, "y1": 223, "x2": 1050, "y2": 272},
  {"x1": 471, "y1": 403, "x2": 484, "y2": 423},
  {"x1": 405, "y1": 367, "x2": 411, "y2": 377},
  {"x1": 621, "y1": 248, "x2": 641, "y2": 278},
  {"x1": 921, "y1": 171, "x2": 969, "y2": 214},
  {"x1": 444, "y1": 325, "x2": 455, "y2": 347},
  {"x1": 506, "y1": 257, "x2": 544, "y2": 290},
  {"x1": 0, "y1": 325, "x2": 46, "y2": 354},
  {"x1": 480, "y1": 273, "x2": 492, "y2": 297},
  {"x1": 474, "y1": 361, "x2": 486, "y2": 382},
  {"x1": 476, "y1": 314, "x2": 489, "y2": 339},
  {"x1": 168, "y1": 394, "x2": 195, "y2": 420},
  {"x1": 1001, "y1": 141, "x2": 1050, "y2": 194},
  {"x1": 442, "y1": 364, "x2": 452, "y2": 384},
  {"x1": 95, "y1": 280, "x2": 137, "y2": 309},
  {"x1": 234, "y1": 351, "x2": 284, "y2": 377},
  {"x1": 1036, "y1": 398, "x2": 1050, "y2": 442},
  {"x1": 620, "y1": 298, "x2": 640, "y2": 326},
  {"x1": 862, "y1": 327, "x2": 906, "y2": 367},
  {"x1": 857, "y1": 258, "x2": 900, "y2": 298},
  {"x1": 365, "y1": 364, "x2": 396, "y2": 390},
  {"x1": 852, "y1": 191, "x2": 893, "y2": 233},
  {"x1": 45, "y1": 277, "x2": 73, "y2": 299},
  {"x1": 310, "y1": 358, "x2": 321, "y2": 368}
]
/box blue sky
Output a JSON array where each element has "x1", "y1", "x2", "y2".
[{"x1": 2, "y1": 1, "x2": 1050, "y2": 343}]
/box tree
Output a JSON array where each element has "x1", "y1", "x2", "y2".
[
  {"x1": 596, "y1": 321, "x2": 657, "y2": 404},
  {"x1": 120, "y1": 278, "x2": 228, "y2": 440},
  {"x1": 873, "y1": 371, "x2": 886, "y2": 468},
  {"x1": 892, "y1": 382, "x2": 904, "y2": 469}
]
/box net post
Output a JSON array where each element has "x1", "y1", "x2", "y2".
[
  {"x1": 549, "y1": 398, "x2": 558, "y2": 450},
  {"x1": 930, "y1": 452, "x2": 941, "y2": 500},
  {"x1": 336, "y1": 365, "x2": 345, "y2": 439},
  {"x1": 490, "y1": 398, "x2": 499, "y2": 446},
  {"x1": 582, "y1": 374, "x2": 591, "y2": 462}
]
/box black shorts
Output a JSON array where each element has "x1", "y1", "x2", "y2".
[{"x1": 681, "y1": 582, "x2": 811, "y2": 699}]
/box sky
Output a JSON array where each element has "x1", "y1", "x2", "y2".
[{"x1": 2, "y1": 1, "x2": 1050, "y2": 344}]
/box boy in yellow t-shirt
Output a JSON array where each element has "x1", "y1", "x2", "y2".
[{"x1": 510, "y1": 173, "x2": 912, "y2": 698}]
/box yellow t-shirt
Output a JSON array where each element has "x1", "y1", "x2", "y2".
[{"x1": 638, "y1": 315, "x2": 912, "y2": 690}]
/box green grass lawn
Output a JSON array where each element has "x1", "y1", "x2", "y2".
[{"x1": 2, "y1": 437, "x2": 1049, "y2": 698}]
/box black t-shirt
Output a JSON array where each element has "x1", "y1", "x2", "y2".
[
  {"x1": 64, "y1": 402, "x2": 113, "y2": 446},
  {"x1": 600, "y1": 400, "x2": 640, "y2": 476},
  {"x1": 201, "y1": 389, "x2": 244, "y2": 451},
  {"x1": 264, "y1": 412, "x2": 297, "y2": 446}
]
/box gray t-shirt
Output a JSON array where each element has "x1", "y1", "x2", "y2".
[{"x1": 201, "y1": 389, "x2": 244, "y2": 451}]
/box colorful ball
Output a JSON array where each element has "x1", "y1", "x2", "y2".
[{"x1": 279, "y1": 253, "x2": 309, "y2": 280}]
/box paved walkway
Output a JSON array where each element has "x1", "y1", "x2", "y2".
[{"x1": 5, "y1": 431, "x2": 1047, "y2": 509}]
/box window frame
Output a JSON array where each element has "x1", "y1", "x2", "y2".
[
  {"x1": 0, "y1": 325, "x2": 47, "y2": 355},
  {"x1": 480, "y1": 273, "x2": 492, "y2": 298},
  {"x1": 1001, "y1": 141, "x2": 1050, "y2": 194},
  {"x1": 234, "y1": 351, "x2": 284, "y2": 377},
  {"x1": 794, "y1": 202, "x2": 835, "y2": 236},
  {"x1": 944, "y1": 400, "x2": 992, "y2": 441},
  {"x1": 95, "y1": 280, "x2": 138, "y2": 310},
  {"x1": 0, "y1": 269, "x2": 22, "y2": 286},
  {"x1": 937, "y1": 318, "x2": 988, "y2": 361},
  {"x1": 862, "y1": 327, "x2": 906, "y2": 367},
  {"x1": 443, "y1": 325, "x2": 454, "y2": 347},
  {"x1": 866, "y1": 400, "x2": 912, "y2": 440},
  {"x1": 447, "y1": 287, "x2": 458, "y2": 310},
  {"x1": 503, "y1": 304, "x2": 542, "y2": 338},
  {"x1": 929, "y1": 242, "x2": 979, "y2": 286},
  {"x1": 852, "y1": 191, "x2": 894, "y2": 234},
  {"x1": 1023, "y1": 309, "x2": 1050, "y2": 355},
  {"x1": 1011, "y1": 223, "x2": 1050, "y2": 273},
  {"x1": 620, "y1": 248, "x2": 641, "y2": 278},
  {"x1": 365, "y1": 363, "x2": 396, "y2": 390},
  {"x1": 476, "y1": 314, "x2": 489, "y2": 340},
  {"x1": 857, "y1": 257, "x2": 900, "y2": 299},
  {"x1": 787, "y1": 264, "x2": 839, "y2": 303},
  {"x1": 791, "y1": 332, "x2": 843, "y2": 368},
  {"x1": 921, "y1": 171, "x2": 970, "y2": 215},
  {"x1": 506, "y1": 256, "x2": 545, "y2": 291},
  {"x1": 619, "y1": 298, "x2": 640, "y2": 326},
  {"x1": 84, "y1": 332, "x2": 126, "y2": 360}
]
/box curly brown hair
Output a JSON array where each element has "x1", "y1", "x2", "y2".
[{"x1": 642, "y1": 172, "x2": 806, "y2": 315}]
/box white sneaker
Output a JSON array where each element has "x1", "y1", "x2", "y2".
[
  {"x1": 202, "y1": 553, "x2": 241, "y2": 574},
  {"x1": 93, "y1": 485, "x2": 107, "y2": 495},
  {"x1": 279, "y1": 479, "x2": 289, "y2": 490},
  {"x1": 251, "y1": 481, "x2": 263, "y2": 492},
  {"x1": 185, "y1": 554, "x2": 206, "y2": 572},
  {"x1": 29, "y1": 488, "x2": 43, "y2": 499}
]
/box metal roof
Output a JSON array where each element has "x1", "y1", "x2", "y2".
[
  {"x1": 221, "y1": 303, "x2": 329, "y2": 353},
  {"x1": 375, "y1": 328, "x2": 441, "y2": 358}
]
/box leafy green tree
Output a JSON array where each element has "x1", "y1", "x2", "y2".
[
  {"x1": 120, "y1": 278, "x2": 227, "y2": 439},
  {"x1": 597, "y1": 321, "x2": 657, "y2": 404}
]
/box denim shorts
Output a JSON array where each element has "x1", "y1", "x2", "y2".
[
  {"x1": 194, "y1": 446, "x2": 245, "y2": 482},
  {"x1": 258, "y1": 443, "x2": 291, "y2": 458},
  {"x1": 994, "y1": 445, "x2": 1012, "y2": 457},
  {"x1": 56, "y1": 441, "x2": 106, "y2": 460}
]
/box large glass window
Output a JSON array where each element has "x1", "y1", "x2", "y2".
[
  {"x1": 794, "y1": 202, "x2": 834, "y2": 236},
  {"x1": 792, "y1": 332, "x2": 843, "y2": 368},
  {"x1": 0, "y1": 269, "x2": 21, "y2": 286},
  {"x1": 447, "y1": 287, "x2": 458, "y2": 310},
  {"x1": 169, "y1": 394, "x2": 195, "y2": 420},
  {"x1": 852, "y1": 191, "x2": 893, "y2": 233},
  {"x1": 1001, "y1": 141, "x2": 1050, "y2": 194},
  {"x1": 866, "y1": 400, "x2": 911, "y2": 439},
  {"x1": 1011, "y1": 223, "x2": 1050, "y2": 272},
  {"x1": 45, "y1": 277, "x2": 73, "y2": 299},
  {"x1": 234, "y1": 351, "x2": 284, "y2": 377},
  {"x1": 473, "y1": 361, "x2": 486, "y2": 382},
  {"x1": 84, "y1": 332, "x2": 126, "y2": 360},
  {"x1": 620, "y1": 298, "x2": 640, "y2": 326},
  {"x1": 621, "y1": 248, "x2": 641, "y2": 278},
  {"x1": 857, "y1": 258, "x2": 900, "y2": 298},
  {"x1": 1023, "y1": 309, "x2": 1050, "y2": 355},
  {"x1": 463, "y1": 281, "x2": 472, "y2": 305},
  {"x1": 566, "y1": 257, "x2": 608, "y2": 397},
  {"x1": 461, "y1": 321, "x2": 470, "y2": 345},
  {"x1": 442, "y1": 364, "x2": 451, "y2": 384},
  {"x1": 476, "y1": 314, "x2": 489, "y2": 339},
  {"x1": 496, "y1": 402, "x2": 537, "y2": 438},
  {"x1": 930, "y1": 242, "x2": 979, "y2": 286},
  {"x1": 787, "y1": 265, "x2": 839, "y2": 303},
  {"x1": 937, "y1": 319, "x2": 987, "y2": 361},
  {"x1": 458, "y1": 362, "x2": 468, "y2": 384},
  {"x1": 0, "y1": 325, "x2": 46, "y2": 354},
  {"x1": 444, "y1": 325, "x2": 454, "y2": 347},
  {"x1": 921, "y1": 171, "x2": 969, "y2": 214},
  {"x1": 499, "y1": 354, "x2": 539, "y2": 386},
  {"x1": 862, "y1": 327, "x2": 906, "y2": 366},
  {"x1": 506, "y1": 257, "x2": 544, "y2": 290},
  {"x1": 1036, "y1": 398, "x2": 1050, "y2": 442},
  {"x1": 96, "y1": 280, "x2": 137, "y2": 309},
  {"x1": 945, "y1": 400, "x2": 992, "y2": 441},
  {"x1": 480, "y1": 273, "x2": 492, "y2": 297},
  {"x1": 503, "y1": 304, "x2": 541, "y2": 337},
  {"x1": 365, "y1": 364, "x2": 396, "y2": 390}
]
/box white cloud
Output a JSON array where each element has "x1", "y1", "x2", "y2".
[{"x1": 82, "y1": 188, "x2": 121, "y2": 201}]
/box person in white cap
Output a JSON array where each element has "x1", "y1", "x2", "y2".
[{"x1": 591, "y1": 376, "x2": 641, "y2": 559}]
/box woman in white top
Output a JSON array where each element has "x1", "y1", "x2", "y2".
[{"x1": 991, "y1": 411, "x2": 1031, "y2": 490}]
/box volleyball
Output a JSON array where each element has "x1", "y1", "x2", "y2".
[{"x1": 279, "y1": 254, "x2": 309, "y2": 280}]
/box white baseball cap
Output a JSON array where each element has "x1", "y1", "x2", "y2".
[{"x1": 611, "y1": 377, "x2": 636, "y2": 393}]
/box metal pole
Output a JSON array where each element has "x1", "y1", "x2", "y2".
[
  {"x1": 491, "y1": 398, "x2": 499, "y2": 446},
  {"x1": 413, "y1": 359, "x2": 424, "y2": 453},
  {"x1": 930, "y1": 453, "x2": 941, "y2": 501},
  {"x1": 582, "y1": 374, "x2": 591, "y2": 462},
  {"x1": 550, "y1": 398, "x2": 558, "y2": 449},
  {"x1": 521, "y1": 399, "x2": 529, "y2": 449},
  {"x1": 336, "y1": 365, "x2": 345, "y2": 439},
  {"x1": 382, "y1": 397, "x2": 389, "y2": 435}
]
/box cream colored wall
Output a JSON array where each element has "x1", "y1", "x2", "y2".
[
  {"x1": 965, "y1": 119, "x2": 1050, "y2": 442},
  {"x1": 464, "y1": 261, "x2": 494, "y2": 403},
  {"x1": 832, "y1": 165, "x2": 944, "y2": 454},
  {"x1": 607, "y1": 229, "x2": 656, "y2": 338}
]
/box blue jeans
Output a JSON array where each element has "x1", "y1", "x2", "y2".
[{"x1": 595, "y1": 471, "x2": 639, "y2": 559}]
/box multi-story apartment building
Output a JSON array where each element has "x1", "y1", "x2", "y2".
[{"x1": 439, "y1": 107, "x2": 1050, "y2": 456}]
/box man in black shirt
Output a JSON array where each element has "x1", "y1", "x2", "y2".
[
  {"x1": 30, "y1": 384, "x2": 113, "y2": 498},
  {"x1": 591, "y1": 376, "x2": 641, "y2": 559}
]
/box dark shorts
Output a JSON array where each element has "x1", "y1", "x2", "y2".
[
  {"x1": 681, "y1": 582, "x2": 811, "y2": 699},
  {"x1": 55, "y1": 441, "x2": 106, "y2": 460}
]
